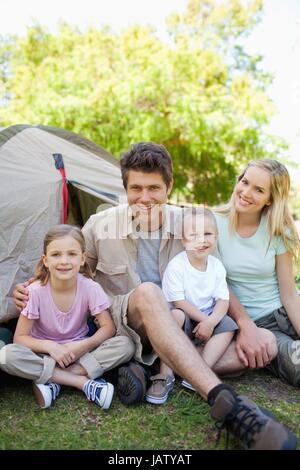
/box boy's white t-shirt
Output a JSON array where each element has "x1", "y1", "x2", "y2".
[{"x1": 162, "y1": 251, "x2": 229, "y2": 315}]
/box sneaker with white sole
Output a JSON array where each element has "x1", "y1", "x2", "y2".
[
  {"x1": 33, "y1": 382, "x2": 61, "y2": 409},
  {"x1": 83, "y1": 378, "x2": 114, "y2": 410},
  {"x1": 145, "y1": 374, "x2": 175, "y2": 405},
  {"x1": 181, "y1": 379, "x2": 196, "y2": 392}
]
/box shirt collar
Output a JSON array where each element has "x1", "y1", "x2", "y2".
[{"x1": 120, "y1": 203, "x2": 182, "y2": 239}]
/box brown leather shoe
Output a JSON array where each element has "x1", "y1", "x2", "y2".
[{"x1": 211, "y1": 388, "x2": 297, "y2": 450}]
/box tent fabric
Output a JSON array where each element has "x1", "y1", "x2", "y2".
[{"x1": 0, "y1": 124, "x2": 125, "y2": 322}]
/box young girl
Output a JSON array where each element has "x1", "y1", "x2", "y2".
[
  {"x1": 159, "y1": 207, "x2": 238, "y2": 394},
  {"x1": 214, "y1": 159, "x2": 300, "y2": 386},
  {"x1": 0, "y1": 225, "x2": 134, "y2": 408}
]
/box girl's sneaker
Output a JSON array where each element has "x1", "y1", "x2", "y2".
[
  {"x1": 33, "y1": 382, "x2": 61, "y2": 409},
  {"x1": 83, "y1": 378, "x2": 114, "y2": 410},
  {"x1": 181, "y1": 379, "x2": 196, "y2": 392}
]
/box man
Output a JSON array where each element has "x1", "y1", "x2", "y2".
[{"x1": 13, "y1": 142, "x2": 297, "y2": 450}]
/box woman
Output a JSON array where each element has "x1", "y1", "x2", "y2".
[{"x1": 214, "y1": 159, "x2": 300, "y2": 386}]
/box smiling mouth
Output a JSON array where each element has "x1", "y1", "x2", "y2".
[
  {"x1": 239, "y1": 196, "x2": 252, "y2": 205},
  {"x1": 136, "y1": 205, "x2": 156, "y2": 211}
]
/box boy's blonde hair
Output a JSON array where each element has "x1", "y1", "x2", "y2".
[
  {"x1": 215, "y1": 159, "x2": 300, "y2": 261},
  {"x1": 182, "y1": 206, "x2": 218, "y2": 237},
  {"x1": 35, "y1": 224, "x2": 93, "y2": 285}
]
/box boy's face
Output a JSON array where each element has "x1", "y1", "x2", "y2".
[
  {"x1": 182, "y1": 215, "x2": 217, "y2": 259},
  {"x1": 126, "y1": 170, "x2": 173, "y2": 227}
]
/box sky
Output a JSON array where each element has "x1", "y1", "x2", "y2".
[{"x1": 1, "y1": 0, "x2": 300, "y2": 182}]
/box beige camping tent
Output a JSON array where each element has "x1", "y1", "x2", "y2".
[{"x1": 0, "y1": 124, "x2": 125, "y2": 322}]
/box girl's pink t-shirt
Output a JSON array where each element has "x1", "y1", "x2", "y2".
[{"x1": 21, "y1": 273, "x2": 111, "y2": 344}]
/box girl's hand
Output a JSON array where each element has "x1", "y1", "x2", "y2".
[
  {"x1": 193, "y1": 318, "x2": 215, "y2": 342},
  {"x1": 64, "y1": 341, "x2": 87, "y2": 361},
  {"x1": 47, "y1": 342, "x2": 76, "y2": 368}
]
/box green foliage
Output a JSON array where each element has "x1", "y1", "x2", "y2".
[{"x1": 0, "y1": 0, "x2": 289, "y2": 204}]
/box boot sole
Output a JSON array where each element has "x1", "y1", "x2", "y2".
[{"x1": 118, "y1": 365, "x2": 146, "y2": 405}]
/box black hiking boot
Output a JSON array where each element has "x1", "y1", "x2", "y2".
[
  {"x1": 210, "y1": 388, "x2": 297, "y2": 450},
  {"x1": 117, "y1": 361, "x2": 150, "y2": 405}
]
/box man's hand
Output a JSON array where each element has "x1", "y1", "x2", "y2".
[
  {"x1": 235, "y1": 320, "x2": 274, "y2": 368},
  {"x1": 13, "y1": 278, "x2": 35, "y2": 312},
  {"x1": 47, "y1": 342, "x2": 76, "y2": 369},
  {"x1": 193, "y1": 318, "x2": 215, "y2": 342}
]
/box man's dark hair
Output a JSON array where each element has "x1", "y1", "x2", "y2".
[{"x1": 120, "y1": 142, "x2": 173, "y2": 189}]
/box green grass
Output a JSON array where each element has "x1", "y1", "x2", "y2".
[{"x1": 0, "y1": 370, "x2": 299, "y2": 450}]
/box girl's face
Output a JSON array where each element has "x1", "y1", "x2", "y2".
[
  {"x1": 43, "y1": 236, "x2": 85, "y2": 282},
  {"x1": 182, "y1": 215, "x2": 217, "y2": 260},
  {"x1": 234, "y1": 166, "x2": 272, "y2": 215}
]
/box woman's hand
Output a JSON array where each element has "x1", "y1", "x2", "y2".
[{"x1": 235, "y1": 320, "x2": 275, "y2": 368}]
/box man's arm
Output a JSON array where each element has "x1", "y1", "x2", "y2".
[{"x1": 228, "y1": 289, "x2": 275, "y2": 368}]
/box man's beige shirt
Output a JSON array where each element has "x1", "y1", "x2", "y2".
[{"x1": 82, "y1": 204, "x2": 184, "y2": 300}]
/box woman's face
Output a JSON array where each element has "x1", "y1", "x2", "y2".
[{"x1": 234, "y1": 166, "x2": 272, "y2": 215}]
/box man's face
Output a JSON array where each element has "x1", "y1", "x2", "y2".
[{"x1": 126, "y1": 170, "x2": 173, "y2": 227}]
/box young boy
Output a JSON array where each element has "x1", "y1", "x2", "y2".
[{"x1": 162, "y1": 207, "x2": 238, "y2": 390}]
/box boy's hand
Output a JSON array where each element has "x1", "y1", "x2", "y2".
[
  {"x1": 13, "y1": 278, "x2": 35, "y2": 312},
  {"x1": 193, "y1": 317, "x2": 215, "y2": 342}
]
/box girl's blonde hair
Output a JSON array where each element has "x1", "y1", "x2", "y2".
[
  {"x1": 215, "y1": 159, "x2": 300, "y2": 261},
  {"x1": 35, "y1": 224, "x2": 93, "y2": 285}
]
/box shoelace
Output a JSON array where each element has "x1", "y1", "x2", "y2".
[
  {"x1": 84, "y1": 380, "x2": 104, "y2": 405},
  {"x1": 151, "y1": 378, "x2": 167, "y2": 386},
  {"x1": 48, "y1": 383, "x2": 61, "y2": 401},
  {"x1": 215, "y1": 399, "x2": 266, "y2": 449},
  {"x1": 150, "y1": 374, "x2": 174, "y2": 386}
]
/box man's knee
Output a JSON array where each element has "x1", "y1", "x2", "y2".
[{"x1": 132, "y1": 282, "x2": 164, "y2": 310}]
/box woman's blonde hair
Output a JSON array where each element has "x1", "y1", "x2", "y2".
[
  {"x1": 35, "y1": 224, "x2": 93, "y2": 285},
  {"x1": 215, "y1": 159, "x2": 300, "y2": 261}
]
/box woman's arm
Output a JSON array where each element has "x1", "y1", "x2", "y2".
[
  {"x1": 14, "y1": 315, "x2": 75, "y2": 368},
  {"x1": 276, "y1": 252, "x2": 300, "y2": 336}
]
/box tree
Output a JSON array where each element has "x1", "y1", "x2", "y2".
[{"x1": 0, "y1": 1, "x2": 288, "y2": 204}]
